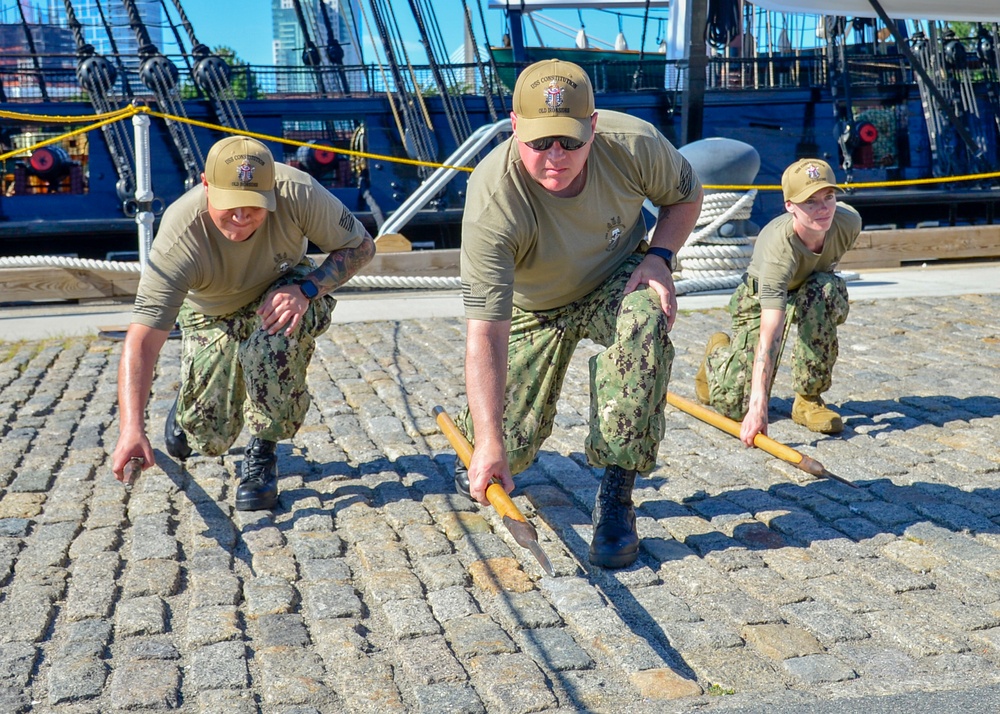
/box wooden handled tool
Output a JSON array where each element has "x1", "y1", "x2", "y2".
[
  {"x1": 432, "y1": 406, "x2": 555, "y2": 574},
  {"x1": 666, "y1": 391, "x2": 857, "y2": 488}
]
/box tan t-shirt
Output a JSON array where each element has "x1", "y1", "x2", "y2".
[
  {"x1": 748, "y1": 202, "x2": 862, "y2": 311},
  {"x1": 131, "y1": 163, "x2": 367, "y2": 331},
  {"x1": 460, "y1": 110, "x2": 701, "y2": 321}
]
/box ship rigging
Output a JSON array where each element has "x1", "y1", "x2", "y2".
[{"x1": 0, "y1": 0, "x2": 996, "y2": 258}]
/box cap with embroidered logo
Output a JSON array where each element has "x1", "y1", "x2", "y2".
[
  {"x1": 781, "y1": 158, "x2": 842, "y2": 203},
  {"x1": 512, "y1": 59, "x2": 595, "y2": 144},
  {"x1": 204, "y1": 135, "x2": 276, "y2": 212}
]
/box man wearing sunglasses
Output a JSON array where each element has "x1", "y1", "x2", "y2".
[{"x1": 455, "y1": 58, "x2": 703, "y2": 569}]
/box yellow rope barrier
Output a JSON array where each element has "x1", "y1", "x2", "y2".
[
  {"x1": 704, "y1": 171, "x2": 1000, "y2": 191},
  {"x1": 0, "y1": 106, "x2": 136, "y2": 123},
  {"x1": 142, "y1": 109, "x2": 475, "y2": 173},
  {"x1": 0, "y1": 110, "x2": 145, "y2": 163},
  {"x1": 2, "y1": 104, "x2": 1000, "y2": 188}
]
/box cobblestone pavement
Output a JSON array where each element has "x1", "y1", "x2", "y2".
[{"x1": 1, "y1": 291, "x2": 999, "y2": 714}]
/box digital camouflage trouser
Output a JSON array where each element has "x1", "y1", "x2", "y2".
[
  {"x1": 174, "y1": 261, "x2": 334, "y2": 456},
  {"x1": 705, "y1": 271, "x2": 850, "y2": 421},
  {"x1": 457, "y1": 253, "x2": 674, "y2": 475}
]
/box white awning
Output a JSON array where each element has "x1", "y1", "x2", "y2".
[{"x1": 749, "y1": 0, "x2": 1000, "y2": 23}]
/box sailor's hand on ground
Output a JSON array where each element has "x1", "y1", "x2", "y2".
[
  {"x1": 625, "y1": 257, "x2": 677, "y2": 329},
  {"x1": 468, "y1": 444, "x2": 514, "y2": 507},
  {"x1": 111, "y1": 431, "x2": 155, "y2": 484},
  {"x1": 740, "y1": 403, "x2": 768, "y2": 447},
  {"x1": 258, "y1": 286, "x2": 308, "y2": 336}
]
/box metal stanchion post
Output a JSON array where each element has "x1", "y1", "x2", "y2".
[{"x1": 132, "y1": 111, "x2": 154, "y2": 271}]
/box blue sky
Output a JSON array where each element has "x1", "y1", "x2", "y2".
[{"x1": 178, "y1": 1, "x2": 671, "y2": 67}]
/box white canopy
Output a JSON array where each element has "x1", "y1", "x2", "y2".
[
  {"x1": 488, "y1": 1, "x2": 670, "y2": 10},
  {"x1": 750, "y1": 0, "x2": 1000, "y2": 23}
]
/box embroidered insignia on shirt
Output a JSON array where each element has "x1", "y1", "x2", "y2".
[
  {"x1": 806, "y1": 163, "x2": 822, "y2": 180},
  {"x1": 237, "y1": 160, "x2": 255, "y2": 185},
  {"x1": 544, "y1": 80, "x2": 564, "y2": 110},
  {"x1": 605, "y1": 216, "x2": 626, "y2": 251},
  {"x1": 274, "y1": 253, "x2": 292, "y2": 273}
]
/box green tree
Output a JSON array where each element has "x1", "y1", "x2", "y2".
[
  {"x1": 946, "y1": 22, "x2": 975, "y2": 39},
  {"x1": 180, "y1": 45, "x2": 259, "y2": 101}
]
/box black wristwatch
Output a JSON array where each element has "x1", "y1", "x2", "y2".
[
  {"x1": 646, "y1": 246, "x2": 675, "y2": 272},
  {"x1": 297, "y1": 279, "x2": 319, "y2": 300}
]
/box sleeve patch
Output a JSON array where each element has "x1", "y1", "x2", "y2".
[
  {"x1": 676, "y1": 157, "x2": 695, "y2": 198},
  {"x1": 461, "y1": 281, "x2": 487, "y2": 310},
  {"x1": 339, "y1": 205, "x2": 356, "y2": 232}
]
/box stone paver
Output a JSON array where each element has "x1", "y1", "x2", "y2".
[{"x1": 2, "y1": 291, "x2": 1000, "y2": 711}]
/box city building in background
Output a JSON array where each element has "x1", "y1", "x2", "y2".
[
  {"x1": 271, "y1": 0, "x2": 361, "y2": 93},
  {"x1": 70, "y1": 0, "x2": 163, "y2": 67},
  {"x1": 0, "y1": 0, "x2": 164, "y2": 73}
]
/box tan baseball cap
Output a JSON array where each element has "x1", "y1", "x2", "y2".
[
  {"x1": 512, "y1": 59, "x2": 595, "y2": 144},
  {"x1": 204, "y1": 135, "x2": 276, "y2": 211},
  {"x1": 781, "y1": 158, "x2": 842, "y2": 203}
]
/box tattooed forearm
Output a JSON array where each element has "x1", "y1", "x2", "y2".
[
  {"x1": 752, "y1": 332, "x2": 780, "y2": 393},
  {"x1": 309, "y1": 234, "x2": 376, "y2": 295}
]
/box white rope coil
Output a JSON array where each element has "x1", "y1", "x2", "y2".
[
  {"x1": 675, "y1": 188, "x2": 758, "y2": 292},
  {"x1": 677, "y1": 256, "x2": 751, "y2": 272},
  {"x1": 678, "y1": 242, "x2": 754, "y2": 260},
  {"x1": 688, "y1": 189, "x2": 757, "y2": 245},
  {"x1": 674, "y1": 273, "x2": 743, "y2": 296}
]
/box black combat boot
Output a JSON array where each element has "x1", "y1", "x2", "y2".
[
  {"x1": 588, "y1": 465, "x2": 639, "y2": 568},
  {"x1": 454, "y1": 459, "x2": 473, "y2": 500},
  {"x1": 164, "y1": 395, "x2": 193, "y2": 460},
  {"x1": 235, "y1": 437, "x2": 278, "y2": 511}
]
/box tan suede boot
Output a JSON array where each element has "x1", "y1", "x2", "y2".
[
  {"x1": 792, "y1": 394, "x2": 843, "y2": 434},
  {"x1": 695, "y1": 332, "x2": 730, "y2": 404}
]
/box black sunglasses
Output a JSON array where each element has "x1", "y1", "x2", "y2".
[{"x1": 523, "y1": 136, "x2": 588, "y2": 152}]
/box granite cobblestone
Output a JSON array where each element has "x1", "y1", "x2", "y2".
[{"x1": 4, "y1": 294, "x2": 1000, "y2": 710}]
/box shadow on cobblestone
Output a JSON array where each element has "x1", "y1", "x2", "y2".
[
  {"x1": 156, "y1": 450, "x2": 254, "y2": 573},
  {"x1": 838, "y1": 396, "x2": 1000, "y2": 433}
]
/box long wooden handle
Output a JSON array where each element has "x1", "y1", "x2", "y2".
[
  {"x1": 432, "y1": 406, "x2": 528, "y2": 523},
  {"x1": 666, "y1": 391, "x2": 808, "y2": 467}
]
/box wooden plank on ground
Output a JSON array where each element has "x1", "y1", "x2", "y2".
[{"x1": 839, "y1": 225, "x2": 1000, "y2": 270}]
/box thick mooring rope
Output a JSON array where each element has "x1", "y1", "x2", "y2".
[
  {"x1": 3, "y1": 189, "x2": 759, "y2": 295},
  {"x1": 674, "y1": 189, "x2": 757, "y2": 296}
]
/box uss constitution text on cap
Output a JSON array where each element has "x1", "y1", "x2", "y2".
[
  {"x1": 204, "y1": 135, "x2": 277, "y2": 212},
  {"x1": 512, "y1": 59, "x2": 596, "y2": 144}
]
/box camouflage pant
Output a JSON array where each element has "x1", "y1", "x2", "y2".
[
  {"x1": 458, "y1": 254, "x2": 674, "y2": 475},
  {"x1": 705, "y1": 271, "x2": 850, "y2": 421},
  {"x1": 175, "y1": 261, "x2": 334, "y2": 456}
]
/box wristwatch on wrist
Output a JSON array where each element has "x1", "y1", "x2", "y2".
[
  {"x1": 645, "y1": 246, "x2": 675, "y2": 272},
  {"x1": 297, "y1": 279, "x2": 319, "y2": 300}
]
